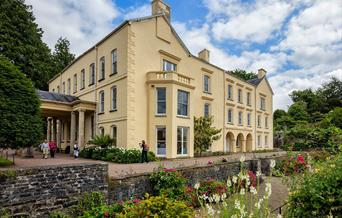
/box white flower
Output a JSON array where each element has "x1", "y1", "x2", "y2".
[
  {"x1": 240, "y1": 155, "x2": 246, "y2": 163},
  {"x1": 234, "y1": 200, "x2": 241, "y2": 210},
  {"x1": 194, "y1": 183, "x2": 200, "y2": 190},
  {"x1": 256, "y1": 171, "x2": 261, "y2": 177},
  {"x1": 270, "y1": 159, "x2": 276, "y2": 168},
  {"x1": 246, "y1": 177, "x2": 250, "y2": 186},
  {"x1": 255, "y1": 198, "x2": 263, "y2": 209},
  {"x1": 277, "y1": 214, "x2": 282, "y2": 218},
  {"x1": 250, "y1": 186, "x2": 257, "y2": 195},
  {"x1": 232, "y1": 176, "x2": 238, "y2": 184},
  {"x1": 240, "y1": 188, "x2": 245, "y2": 195},
  {"x1": 227, "y1": 179, "x2": 232, "y2": 187},
  {"x1": 206, "y1": 204, "x2": 215, "y2": 216},
  {"x1": 213, "y1": 194, "x2": 220, "y2": 203},
  {"x1": 221, "y1": 193, "x2": 227, "y2": 200},
  {"x1": 265, "y1": 183, "x2": 272, "y2": 198},
  {"x1": 222, "y1": 201, "x2": 228, "y2": 207},
  {"x1": 231, "y1": 215, "x2": 238, "y2": 218},
  {"x1": 208, "y1": 196, "x2": 213, "y2": 203}
]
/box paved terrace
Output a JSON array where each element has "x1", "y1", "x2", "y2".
[{"x1": 2, "y1": 151, "x2": 286, "y2": 178}]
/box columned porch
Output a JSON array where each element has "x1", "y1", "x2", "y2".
[{"x1": 38, "y1": 90, "x2": 96, "y2": 152}]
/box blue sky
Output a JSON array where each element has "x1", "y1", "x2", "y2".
[{"x1": 26, "y1": 0, "x2": 342, "y2": 110}]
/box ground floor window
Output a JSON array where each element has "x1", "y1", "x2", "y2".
[
  {"x1": 99, "y1": 127, "x2": 104, "y2": 136},
  {"x1": 265, "y1": 135, "x2": 268, "y2": 147},
  {"x1": 177, "y1": 127, "x2": 188, "y2": 155},
  {"x1": 156, "y1": 126, "x2": 166, "y2": 156},
  {"x1": 112, "y1": 125, "x2": 117, "y2": 147}
]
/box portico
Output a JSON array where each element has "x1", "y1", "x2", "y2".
[{"x1": 38, "y1": 90, "x2": 96, "y2": 152}]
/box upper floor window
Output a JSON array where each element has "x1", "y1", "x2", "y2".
[
  {"x1": 247, "y1": 92, "x2": 251, "y2": 106},
  {"x1": 204, "y1": 103, "x2": 210, "y2": 117},
  {"x1": 57, "y1": 85, "x2": 60, "y2": 93},
  {"x1": 111, "y1": 86, "x2": 117, "y2": 111},
  {"x1": 112, "y1": 125, "x2": 117, "y2": 147},
  {"x1": 260, "y1": 97, "x2": 266, "y2": 110},
  {"x1": 99, "y1": 57, "x2": 105, "y2": 81},
  {"x1": 227, "y1": 109, "x2": 233, "y2": 123},
  {"x1": 89, "y1": 63, "x2": 95, "y2": 85},
  {"x1": 265, "y1": 117, "x2": 268, "y2": 128},
  {"x1": 80, "y1": 69, "x2": 85, "y2": 90},
  {"x1": 238, "y1": 89, "x2": 243, "y2": 103},
  {"x1": 227, "y1": 85, "x2": 233, "y2": 100},
  {"x1": 203, "y1": 75, "x2": 210, "y2": 93},
  {"x1": 67, "y1": 78, "x2": 71, "y2": 95},
  {"x1": 156, "y1": 87, "x2": 166, "y2": 115},
  {"x1": 238, "y1": 111, "x2": 243, "y2": 125},
  {"x1": 62, "y1": 82, "x2": 65, "y2": 94},
  {"x1": 111, "y1": 49, "x2": 117, "y2": 75},
  {"x1": 257, "y1": 135, "x2": 261, "y2": 147},
  {"x1": 73, "y1": 74, "x2": 77, "y2": 93},
  {"x1": 177, "y1": 90, "x2": 189, "y2": 116},
  {"x1": 163, "y1": 60, "x2": 177, "y2": 71},
  {"x1": 99, "y1": 91, "x2": 104, "y2": 113},
  {"x1": 257, "y1": 115, "x2": 261, "y2": 127},
  {"x1": 247, "y1": 113, "x2": 251, "y2": 126},
  {"x1": 265, "y1": 135, "x2": 268, "y2": 147}
]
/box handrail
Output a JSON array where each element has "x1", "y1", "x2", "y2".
[{"x1": 271, "y1": 201, "x2": 291, "y2": 214}]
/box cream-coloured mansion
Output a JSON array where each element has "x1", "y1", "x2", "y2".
[{"x1": 41, "y1": 0, "x2": 273, "y2": 158}]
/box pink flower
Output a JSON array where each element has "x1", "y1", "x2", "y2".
[
  {"x1": 133, "y1": 199, "x2": 140, "y2": 204},
  {"x1": 164, "y1": 168, "x2": 177, "y2": 172},
  {"x1": 297, "y1": 155, "x2": 305, "y2": 164},
  {"x1": 208, "y1": 160, "x2": 213, "y2": 165}
]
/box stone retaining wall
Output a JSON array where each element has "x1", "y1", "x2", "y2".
[{"x1": 0, "y1": 163, "x2": 108, "y2": 218}]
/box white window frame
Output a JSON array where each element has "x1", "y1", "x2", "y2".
[
  {"x1": 162, "y1": 60, "x2": 177, "y2": 71},
  {"x1": 80, "y1": 69, "x2": 85, "y2": 90},
  {"x1": 204, "y1": 103, "x2": 210, "y2": 117},
  {"x1": 238, "y1": 111, "x2": 243, "y2": 125},
  {"x1": 111, "y1": 49, "x2": 117, "y2": 75},
  {"x1": 156, "y1": 126, "x2": 166, "y2": 157},
  {"x1": 257, "y1": 135, "x2": 261, "y2": 147},
  {"x1": 238, "y1": 89, "x2": 243, "y2": 103},
  {"x1": 112, "y1": 125, "x2": 117, "y2": 147},
  {"x1": 203, "y1": 75, "x2": 210, "y2": 93},
  {"x1": 247, "y1": 92, "x2": 251, "y2": 105},
  {"x1": 156, "y1": 87, "x2": 166, "y2": 115},
  {"x1": 99, "y1": 57, "x2": 105, "y2": 81},
  {"x1": 99, "y1": 91, "x2": 105, "y2": 113},
  {"x1": 99, "y1": 127, "x2": 104, "y2": 136},
  {"x1": 227, "y1": 85, "x2": 233, "y2": 100},
  {"x1": 228, "y1": 108, "x2": 233, "y2": 124},
  {"x1": 177, "y1": 126, "x2": 188, "y2": 156},
  {"x1": 89, "y1": 63, "x2": 95, "y2": 85},
  {"x1": 247, "y1": 113, "x2": 251, "y2": 126},
  {"x1": 111, "y1": 86, "x2": 117, "y2": 111},
  {"x1": 257, "y1": 115, "x2": 261, "y2": 127},
  {"x1": 265, "y1": 135, "x2": 268, "y2": 147},
  {"x1": 177, "y1": 90, "x2": 189, "y2": 117},
  {"x1": 67, "y1": 78, "x2": 71, "y2": 95},
  {"x1": 73, "y1": 74, "x2": 77, "y2": 93},
  {"x1": 260, "y1": 97, "x2": 266, "y2": 110}
]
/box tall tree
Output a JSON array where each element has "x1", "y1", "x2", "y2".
[
  {"x1": 52, "y1": 37, "x2": 75, "y2": 76},
  {"x1": 0, "y1": 55, "x2": 43, "y2": 149},
  {"x1": 318, "y1": 77, "x2": 342, "y2": 112},
  {"x1": 231, "y1": 69, "x2": 258, "y2": 81},
  {"x1": 0, "y1": 0, "x2": 53, "y2": 90},
  {"x1": 194, "y1": 116, "x2": 221, "y2": 156}
]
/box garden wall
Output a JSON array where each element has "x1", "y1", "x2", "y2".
[
  {"x1": 0, "y1": 163, "x2": 108, "y2": 218},
  {"x1": 109, "y1": 157, "x2": 277, "y2": 202}
]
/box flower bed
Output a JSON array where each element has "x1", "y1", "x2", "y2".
[{"x1": 79, "y1": 146, "x2": 156, "y2": 163}]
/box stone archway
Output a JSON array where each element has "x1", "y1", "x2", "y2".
[
  {"x1": 225, "y1": 132, "x2": 235, "y2": 152},
  {"x1": 246, "y1": 133, "x2": 253, "y2": 152},
  {"x1": 236, "y1": 133, "x2": 244, "y2": 152}
]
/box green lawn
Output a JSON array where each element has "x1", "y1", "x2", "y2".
[{"x1": 0, "y1": 156, "x2": 13, "y2": 167}]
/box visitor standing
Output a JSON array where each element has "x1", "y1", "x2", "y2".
[
  {"x1": 49, "y1": 140, "x2": 57, "y2": 158},
  {"x1": 73, "y1": 143, "x2": 79, "y2": 159},
  {"x1": 140, "y1": 140, "x2": 149, "y2": 163},
  {"x1": 40, "y1": 140, "x2": 49, "y2": 159}
]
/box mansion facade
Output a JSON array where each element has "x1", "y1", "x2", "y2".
[{"x1": 42, "y1": 0, "x2": 274, "y2": 158}]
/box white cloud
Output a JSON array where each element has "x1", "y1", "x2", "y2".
[
  {"x1": 123, "y1": 4, "x2": 151, "y2": 20},
  {"x1": 26, "y1": 0, "x2": 119, "y2": 55}
]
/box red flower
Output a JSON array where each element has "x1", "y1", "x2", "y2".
[
  {"x1": 104, "y1": 211, "x2": 109, "y2": 217},
  {"x1": 208, "y1": 160, "x2": 213, "y2": 165},
  {"x1": 297, "y1": 155, "x2": 305, "y2": 164},
  {"x1": 248, "y1": 171, "x2": 257, "y2": 187},
  {"x1": 133, "y1": 199, "x2": 140, "y2": 204},
  {"x1": 164, "y1": 168, "x2": 177, "y2": 172}
]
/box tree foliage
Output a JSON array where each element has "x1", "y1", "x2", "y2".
[
  {"x1": 52, "y1": 37, "x2": 75, "y2": 75},
  {"x1": 0, "y1": 0, "x2": 53, "y2": 90},
  {"x1": 194, "y1": 116, "x2": 221, "y2": 156},
  {"x1": 88, "y1": 134, "x2": 114, "y2": 148},
  {"x1": 230, "y1": 69, "x2": 258, "y2": 81},
  {"x1": 0, "y1": 55, "x2": 43, "y2": 149}
]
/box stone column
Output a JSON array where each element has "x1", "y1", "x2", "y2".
[
  {"x1": 56, "y1": 119, "x2": 61, "y2": 150},
  {"x1": 63, "y1": 121, "x2": 68, "y2": 147},
  {"x1": 242, "y1": 140, "x2": 246, "y2": 152},
  {"x1": 70, "y1": 111, "x2": 76, "y2": 155},
  {"x1": 47, "y1": 117, "x2": 52, "y2": 141},
  {"x1": 51, "y1": 118, "x2": 56, "y2": 142},
  {"x1": 78, "y1": 109, "x2": 85, "y2": 149},
  {"x1": 232, "y1": 139, "x2": 236, "y2": 153}
]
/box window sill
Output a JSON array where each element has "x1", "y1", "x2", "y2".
[
  {"x1": 110, "y1": 72, "x2": 118, "y2": 77},
  {"x1": 247, "y1": 104, "x2": 252, "y2": 107},
  {"x1": 110, "y1": 109, "x2": 117, "y2": 113},
  {"x1": 177, "y1": 115, "x2": 190, "y2": 119},
  {"x1": 89, "y1": 83, "x2": 94, "y2": 87},
  {"x1": 98, "y1": 112, "x2": 104, "y2": 115},
  {"x1": 98, "y1": 78, "x2": 105, "y2": 82},
  {"x1": 238, "y1": 124, "x2": 243, "y2": 126},
  {"x1": 227, "y1": 98, "x2": 233, "y2": 101},
  {"x1": 73, "y1": 91, "x2": 77, "y2": 94},
  {"x1": 80, "y1": 87, "x2": 85, "y2": 91},
  {"x1": 238, "y1": 101, "x2": 243, "y2": 104},
  {"x1": 155, "y1": 114, "x2": 166, "y2": 117},
  {"x1": 203, "y1": 91, "x2": 212, "y2": 95},
  {"x1": 227, "y1": 122, "x2": 234, "y2": 125}
]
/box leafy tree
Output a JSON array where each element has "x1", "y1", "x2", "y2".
[
  {"x1": 0, "y1": 0, "x2": 53, "y2": 90},
  {"x1": 288, "y1": 102, "x2": 309, "y2": 121},
  {"x1": 273, "y1": 109, "x2": 287, "y2": 120},
  {"x1": 290, "y1": 89, "x2": 323, "y2": 115},
  {"x1": 194, "y1": 116, "x2": 221, "y2": 156},
  {"x1": 317, "y1": 77, "x2": 342, "y2": 112},
  {"x1": 324, "y1": 107, "x2": 342, "y2": 129},
  {"x1": 230, "y1": 69, "x2": 258, "y2": 81},
  {"x1": 52, "y1": 37, "x2": 75, "y2": 75},
  {"x1": 0, "y1": 55, "x2": 43, "y2": 149}
]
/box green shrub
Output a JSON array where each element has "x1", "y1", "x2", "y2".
[
  {"x1": 69, "y1": 192, "x2": 105, "y2": 217},
  {"x1": 117, "y1": 194, "x2": 194, "y2": 218},
  {"x1": 286, "y1": 153, "x2": 342, "y2": 217},
  {"x1": 0, "y1": 156, "x2": 12, "y2": 166},
  {"x1": 49, "y1": 211, "x2": 70, "y2": 218},
  {"x1": 150, "y1": 167, "x2": 187, "y2": 199},
  {"x1": 88, "y1": 134, "x2": 114, "y2": 148}
]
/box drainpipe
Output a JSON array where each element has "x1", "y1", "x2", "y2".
[
  {"x1": 94, "y1": 45, "x2": 98, "y2": 136},
  {"x1": 223, "y1": 71, "x2": 226, "y2": 152}
]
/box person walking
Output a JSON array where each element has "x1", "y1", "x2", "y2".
[
  {"x1": 140, "y1": 140, "x2": 149, "y2": 163},
  {"x1": 73, "y1": 143, "x2": 79, "y2": 159},
  {"x1": 49, "y1": 140, "x2": 57, "y2": 158},
  {"x1": 40, "y1": 140, "x2": 49, "y2": 159}
]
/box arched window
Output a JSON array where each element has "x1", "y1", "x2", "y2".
[
  {"x1": 111, "y1": 125, "x2": 117, "y2": 147},
  {"x1": 99, "y1": 127, "x2": 104, "y2": 136}
]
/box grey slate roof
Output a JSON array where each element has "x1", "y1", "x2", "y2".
[
  {"x1": 37, "y1": 90, "x2": 79, "y2": 103},
  {"x1": 247, "y1": 77, "x2": 263, "y2": 86}
]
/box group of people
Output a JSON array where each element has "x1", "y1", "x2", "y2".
[{"x1": 40, "y1": 140, "x2": 79, "y2": 159}]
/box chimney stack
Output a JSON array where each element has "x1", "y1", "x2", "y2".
[
  {"x1": 258, "y1": 68, "x2": 267, "y2": 79},
  {"x1": 198, "y1": 49, "x2": 210, "y2": 62},
  {"x1": 152, "y1": 0, "x2": 171, "y2": 21}
]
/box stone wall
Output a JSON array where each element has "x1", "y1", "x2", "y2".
[
  {"x1": 109, "y1": 159, "x2": 266, "y2": 202},
  {"x1": 0, "y1": 163, "x2": 108, "y2": 218}
]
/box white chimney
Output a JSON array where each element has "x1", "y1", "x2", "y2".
[
  {"x1": 198, "y1": 49, "x2": 210, "y2": 62},
  {"x1": 258, "y1": 68, "x2": 267, "y2": 79}
]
